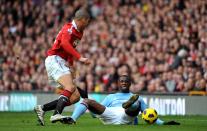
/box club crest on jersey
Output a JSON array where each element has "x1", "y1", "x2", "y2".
[{"x1": 68, "y1": 28, "x2": 73, "y2": 34}]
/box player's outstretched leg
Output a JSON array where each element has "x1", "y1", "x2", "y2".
[
  {"x1": 62, "y1": 98, "x2": 105, "y2": 124},
  {"x1": 50, "y1": 74, "x2": 77, "y2": 123},
  {"x1": 34, "y1": 105, "x2": 45, "y2": 126},
  {"x1": 50, "y1": 94, "x2": 72, "y2": 123},
  {"x1": 34, "y1": 87, "x2": 82, "y2": 125},
  {"x1": 122, "y1": 94, "x2": 139, "y2": 109},
  {"x1": 60, "y1": 87, "x2": 89, "y2": 124},
  {"x1": 60, "y1": 100, "x2": 89, "y2": 124},
  {"x1": 49, "y1": 90, "x2": 81, "y2": 123}
]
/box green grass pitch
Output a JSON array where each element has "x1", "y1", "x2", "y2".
[{"x1": 0, "y1": 112, "x2": 207, "y2": 131}]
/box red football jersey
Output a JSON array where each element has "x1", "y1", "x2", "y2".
[{"x1": 47, "y1": 20, "x2": 83, "y2": 65}]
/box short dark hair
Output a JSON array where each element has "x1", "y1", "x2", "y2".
[{"x1": 74, "y1": 9, "x2": 90, "y2": 20}]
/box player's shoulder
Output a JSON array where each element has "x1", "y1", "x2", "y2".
[
  {"x1": 106, "y1": 92, "x2": 130, "y2": 98},
  {"x1": 105, "y1": 93, "x2": 115, "y2": 97},
  {"x1": 105, "y1": 93, "x2": 117, "y2": 99},
  {"x1": 63, "y1": 22, "x2": 82, "y2": 39},
  {"x1": 62, "y1": 22, "x2": 73, "y2": 33}
]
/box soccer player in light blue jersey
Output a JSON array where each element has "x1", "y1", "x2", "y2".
[{"x1": 63, "y1": 75, "x2": 180, "y2": 125}]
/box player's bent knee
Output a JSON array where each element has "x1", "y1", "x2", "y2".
[
  {"x1": 70, "y1": 93, "x2": 80, "y2": 104},
  {"x1": 74, "y1": 96, "x2": 80, "y2": 103},
  {"x1": 69, "y1": 96, "x2": 80, "y2": 105},
  {"x1": 57, "y1": 74, "x2": 76, "y2": 92},
  {"x1": 65, "y1": 85, "x2": 76, "y2": 93},
  {"x1": 69, "y1": 88, "x2": 80, "y2": 104}
]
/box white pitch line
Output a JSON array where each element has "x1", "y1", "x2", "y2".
[{"x1": 163, "y1": 118, "x2": 207, "y2": 122}]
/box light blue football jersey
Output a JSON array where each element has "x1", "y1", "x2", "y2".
[
  {"x1": 101, "y1": 92, "x2": 134, "y2": 107},
  {"x1": 99, "y1": 92, "x2": 163, "y2": 125},
  {"x1": 101, "y1": 92, "x2": 148, "y2": 112}
]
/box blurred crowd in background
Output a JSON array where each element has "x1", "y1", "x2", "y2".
[{"x1": 0, "y1": 0, "x2": 207, "y2": 93}]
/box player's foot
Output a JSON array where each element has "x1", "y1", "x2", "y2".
[
  {"x1": 122, "y1": 94, "x2": 139, "y2": 109},
  {"x1": 50, "y1": 114, "x2": 68, "y2": 123},
  {"x1": 60, "y1": 117, "x2": 76, "y2": 124},
  {"x1": 34, "y1": 105, "x2": 45, "y2": 126}
]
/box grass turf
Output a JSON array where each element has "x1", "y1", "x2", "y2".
[{"x1": 0, "y1": 112, "x2": 207, "y2": 131}]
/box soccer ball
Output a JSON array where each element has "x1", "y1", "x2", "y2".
[{"x1": 142, "y1": 108, "x2": 158, "y2": 124}]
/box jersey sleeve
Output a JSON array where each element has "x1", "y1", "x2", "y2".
[
  {"x1": 101, "y1": 95, "x2": 112, "y2": 107},
  {"x1": 61, "y1": 29, "x2": 81, "y2": 60}
]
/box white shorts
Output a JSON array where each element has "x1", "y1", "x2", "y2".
[
  {"x1": 45, "y1": 55, "x2": 71, "y2": 88},
  {"x1": 97, "y1": 107, "x2": 135, "y2": 125}
]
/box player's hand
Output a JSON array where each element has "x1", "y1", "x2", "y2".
[
  {"x1": 163, "y1": 121, "x2": 180, "y2": 125},
  {"x1": 79, "y1": 57, "x2": 90, "y2": 65}
]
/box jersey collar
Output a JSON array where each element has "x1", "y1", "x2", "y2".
[{"x1": 72, "y1": 20, "x2": 80, "y2": 32}]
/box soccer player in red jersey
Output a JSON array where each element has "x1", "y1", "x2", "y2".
[{"x1": 34, "y1": 9, "x2": 90, "y2": 126}]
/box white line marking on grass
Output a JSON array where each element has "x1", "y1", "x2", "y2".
[{"x1": 164, "y1": 118, "x2": 207, "y2": 122}]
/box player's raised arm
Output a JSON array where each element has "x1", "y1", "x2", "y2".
[{"x1": 61, "y1": 32, "x2": 90, "y2": 65}]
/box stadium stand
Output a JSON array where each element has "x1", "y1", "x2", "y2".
[{"x1": 0, "y1": 0, "x2": 206, "y2": 93}]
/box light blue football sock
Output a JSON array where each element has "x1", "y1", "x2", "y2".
[
  {"x1": 71, "y1": 103, "x2": 88, "y2": 121},
  {"x1": 155, "y1": 118, "x2": 164, "y2": 125}
]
